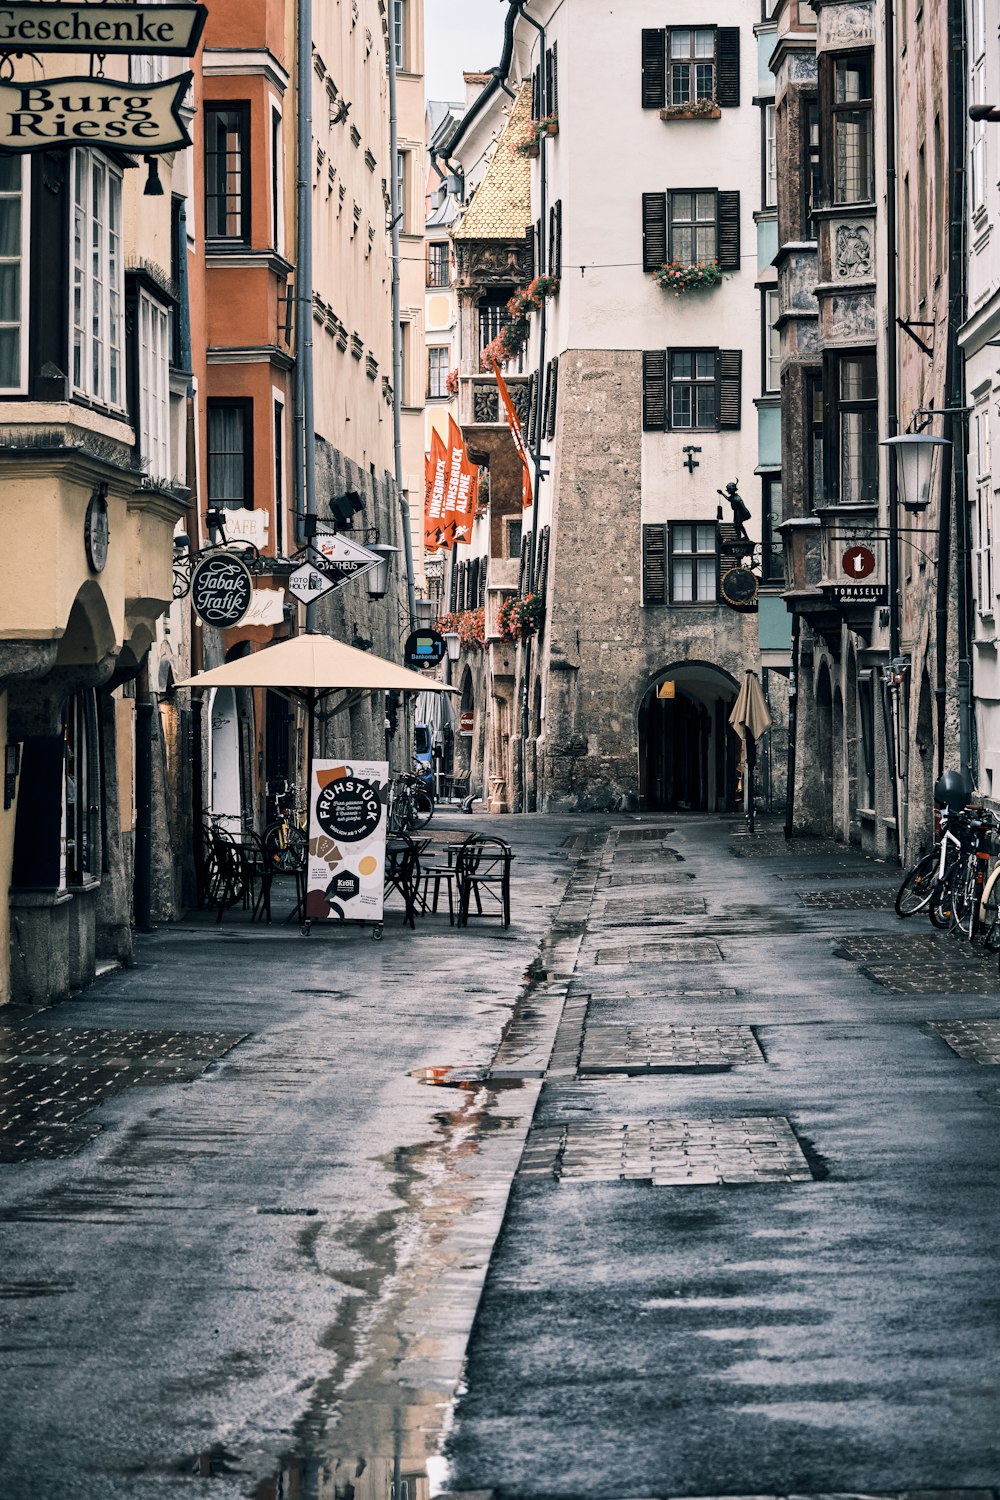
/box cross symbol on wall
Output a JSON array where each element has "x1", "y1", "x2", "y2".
[{"x1": 682, "y1": 446, "x2": 702, "y2": 473}]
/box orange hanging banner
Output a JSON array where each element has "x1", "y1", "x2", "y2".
[
  {"x1": 492, "y1": 359, "x2": 533, "y2": 509},
  {"x1": 446, "y1": 415, "x2": 476, "y2": 545},
  {"x1": 425, "y1": 428, "x2": 451, "y2": 550}
]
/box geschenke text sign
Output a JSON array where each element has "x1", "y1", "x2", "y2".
[
  {"x1": 0, "y1": 74, "x2": 193, "y2": 153},
  {"x1": 0, "y1": 4, "x2": 208, "y2": 55}
]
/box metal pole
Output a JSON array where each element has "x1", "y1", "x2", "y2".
[
  {"x1": 784, "y1": 609, "x2": 800, "y2": 840},
  {"x1": 296, "y1": 0, "x2": 317, "y2": 632},
  {"x1": 388, "y1": 8, "x2": 418, "y2": 634},
  {"x1": 134, "y1": 670, "x2": 154, "y2": 933}
]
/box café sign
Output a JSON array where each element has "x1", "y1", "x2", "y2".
[
  {"x1": 0, "y1": 4, "x2": 208, "y2": 55},
  {"x1": 0, "y1": 73, "x2": 193, "y2": 153}
]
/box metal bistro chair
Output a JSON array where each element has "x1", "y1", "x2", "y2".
[
  {"x1": 456, "y1": 835, "x2": 514, "y2": 929},
  {"x1": 384, "y1": 833, "x2": 424, "y2": 929},
  {"x1": 419, "y1": 832, "x2": 476, "y2": 926},
  {"x1": 203, "y1": 823, "x2": 246, "y2": 923}
]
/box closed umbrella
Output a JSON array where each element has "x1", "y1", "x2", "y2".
[{"x1": 729, "y1": 670, "x2": 771, "y2": 832}]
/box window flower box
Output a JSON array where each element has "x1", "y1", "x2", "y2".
[
  {"x1": 516, "y1": 116, "x2": 559, "y2": 155},
  {"x1": 652, "y1": 260, "x2": 723, "y2": 296},
  {"x1": 659, "y1": 100, "x2": 721, "y2": 121}
]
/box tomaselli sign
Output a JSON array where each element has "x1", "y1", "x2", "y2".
[
  {"x1": 0, "y1": 74, "x2": 193, "y2": 152},
  {"x1": 0, "y1": 4, "x2": 207, "y2": 55}
]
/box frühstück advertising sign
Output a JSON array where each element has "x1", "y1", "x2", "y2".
[
  {"x1": 305, "y1": 762, "x2": 388, "y2": 924},
  {"x1": 0, "y1": 74, "x2": 193, "y2": 153},
  {"x1": 0, "y1": 4, "x2": 208, "y2": 55}
]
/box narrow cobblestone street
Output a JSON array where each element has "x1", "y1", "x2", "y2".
[{"x1": 1, "y1": 813, "x2": 999, "y2": 1498}]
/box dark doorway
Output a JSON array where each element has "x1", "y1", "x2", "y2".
[{"x1": 638, "y1": 664, "x2": 739, "y2": 812}]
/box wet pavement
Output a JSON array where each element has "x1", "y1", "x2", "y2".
[{"x1": 0, "y1": 812, "x2": 999, "y2": 1498}]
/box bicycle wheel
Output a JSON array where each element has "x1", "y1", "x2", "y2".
[
  {"x1": 949, "y1": 860, "x2": 979, "y2": 941},
  {"x1": 929, "y1": 863, "x2": 959, "y2": 928},
  {"x1": 262, "y1": 821, "x2": 285, "y2": 871},
  {"x1": 895, "y1": 852, "x2": 938, "y2": 917},
  {"x1": 979, "y1": 868, "x2": 1000, "y2": 950},
  {"x1": 410, "y1": 787, "x2": 434, "y2": 830}
]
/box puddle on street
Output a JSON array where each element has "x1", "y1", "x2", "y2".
[{"x1": 188, "y1": 1064, "x2": 535, "y2": 1499}]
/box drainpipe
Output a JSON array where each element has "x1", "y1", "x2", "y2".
[
  {"x1": 295, "y1": 0, "x2": 317, "y2": 630},
  {"x1": 134, "y1": 666, "x2": 154, "y2": 933},
  {"x1": 513, "y1": 1, "x2": 547, "y2": 803},
  {"x1": 388, "y1": 16, "x2": 418, "y2": 633},
  {"x1": 945, "y1": 0, "x2": 972, "y2": 781},
  {"x1": 883, "y1": 0, "x2": 902, "y2": 848}
]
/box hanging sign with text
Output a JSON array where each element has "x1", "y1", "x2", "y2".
[
  {"x1": 0, "y1": 74, "x2": 193, "y2": 153},
  {"x1": 305, "y1": 761, "x2": 388, "y2": 924},
  {"x1": 0, "y1": 4, "x2": 208, "y2": 55},
  {"x1": 191, "y1": 553, "x2": 253, "y2": 628}
]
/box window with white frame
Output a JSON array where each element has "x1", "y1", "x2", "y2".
[
  {"x1": 72, "y1": 151, "x2": 124, "y2": 409},
  {"x1": 393, "y1": 0, "x2": 407, "y2": 69},
  {"x1": 764, "y1": 103, "x2": 777, "y2": 208},
  {"x1": 0, "y1": 154, "x2": 27, "y2": 392},
  {"x1": 395, "y1": 150, "x2": 407, "y2": 230},
  {"x1": 764, "y1": 288, "x2": 780, "y2": 393},
  {"x1": 670, "y1": 522, "x2": 717, "y2": 603},
  {"x1": 971, "y1": 0, "x2": 987, "y2": 210},
  {"x1": 974, "y1": 401, "x2": 993, "y2": 614},
  {"x1": 427, "y1": 346, "x2": 449, "y2": 399},
  {"x1": 130, "y1": 51, "x2": 166, "y2": 85},
  {"x1": 139, "y1": 292, "x2": 170, "y2": 484}
]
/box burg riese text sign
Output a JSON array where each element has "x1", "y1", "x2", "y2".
[
  {"x1": 0, "y1": 4, "x2": 207, "y2": 55},
  {"x1": 0, "y1": 74, "x2": 192, "y2": 152}
]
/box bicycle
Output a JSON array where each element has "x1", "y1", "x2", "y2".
[
  {"x1": 387, "y1": 771, "x2": 434, "y2": 835},
  {"x1": 895, "y1": 801, "x2": 999, "y2": 937},
  {"x1": 262, "y1": 783, "x2": 308, "y2": 871}
]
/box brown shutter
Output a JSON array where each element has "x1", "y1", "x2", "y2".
[
  {"x1": 549, "y1": 199, "x2": 562, "y2": 277},
  {"x1": 641, "y1": 28, "x2": 666, "y2": 109},
  {"x1": 716, "y1": 29, "x2": 740, "y2": 108},
  {"x1": 545, "y1": 356, "x2": 559, "y2": 438},
  {"x1": 643, "y1": 524, "x2": 668, "y2": 605},
  {"x1": 716, "y1": 349, "x2": 742, "y2": 429},
  {"x1": 526, "y1": 371, "x2": 538, "y2": 446},
  {"x1": 642, "y1": 350, "x2": 668, "y2": 430},
  {"x1": 642, "y1": 192, "x2": 667, "y2": 271},
  {"x1": 717, "y1": 190, "x2": 740, "y2": 269},
  {"x1": 532, "y1": 66, "x2": 540, "y2": 119}
]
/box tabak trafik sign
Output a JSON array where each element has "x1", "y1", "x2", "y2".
[{"x1": 0, "y1": 3, "x2": 206, "y2": 155}]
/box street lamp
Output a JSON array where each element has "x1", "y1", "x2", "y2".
[
  {"x1": 444, "y1": 630, "x2": 461, "y2": 662},
  {"x1": 364, "y1": 544, "x2": 397, "y2": 601},
  {"x1": 880, "y1": 433, "x2": 951, "y2": 513},
  {"x1": 415, "y1": 597, "x2": 434, "y2": 629}
]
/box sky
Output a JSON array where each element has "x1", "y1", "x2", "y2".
[{"x1": 423, "y1": 0, "x2": 508, "y2": 103}]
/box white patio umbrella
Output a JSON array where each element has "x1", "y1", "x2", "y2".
[
  {"x1": 728, "y1": 670, "x2": 772, "y2": 832},
  {"x1": 178, "y1": 632, "x2": 457, "y2": 815}
]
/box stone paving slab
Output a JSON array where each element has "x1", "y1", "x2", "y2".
[
  {"x1": 614, "y1": 826, "x2": 676, "y2": 843},
  {"x1": 834, "y1": 931, "x2": 999, "y2": 994},
  {"x1": 606, "y1": 871, "x2": 698, "y2": 887},
  {"x1": 521, "y1": 1116, "x2": 814, "y2": 1185},
  {"x1": 928, "y1": 1020, "x2": 1000, "y2": 1062},
  {"x1": 579, "y1": 1023, "x2": 764, "y2": 1073},
  {"x1": 0, "y1": 1027, "x2": 248, "y2": 1163},
  {"x1": 774, "y1": 869, "x2": 897, "y2": 881},
  {"x1": 593, "y1": 939, "x2": 721, "y2": 965},
  {"x1": 602, "y1": 895, "x2": 708, "y2": 918},
  {"x1": 799, "y1": 888, "x2": 896, "y2": 910}
]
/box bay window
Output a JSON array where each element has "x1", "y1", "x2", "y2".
[
  {"x1": 829, "y1": 54, "x2": 874, "y2": 204},
  {"x1": 208, "y1": 399, "x2": 253, "y2": 508},
  {"x1": 827, "y1": 351, "x2": 877, "y2": 504},
  {"x1": 139, "y1": 292, "x2": 170, "y2": 484},
  {"x1": 205, "y1": 104, "x2": 250, "y2": 242}
]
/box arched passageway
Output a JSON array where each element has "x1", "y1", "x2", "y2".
[{"x1": 638, "y1": 663, "x2": 739, "y2": 812}]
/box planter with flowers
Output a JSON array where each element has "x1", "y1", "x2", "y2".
[
  {"x1": 659, "y1": 98, "x2": 721, "y2": 122},
  {"x1": 480, "y1": 276, "x2": 561, "y2": 371},
  {"x1": 652, "y1": 261, "x2": 723, "y2": 297},
  {"x1": 445, "y1": 367, "x2": 459, "y2": 398},
  {"x1": 435, "y1": 607, "x2": 486, "y2": 650},
  {"x1": 498, "y1": 592, "x2": 545, "y2": 643},
  {"x1": 515, "y1": 115, "x2": 559, "y2": 157}
]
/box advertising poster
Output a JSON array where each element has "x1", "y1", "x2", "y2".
[{"x1": 304, "y1": 760, "x2": 388, "y2": 923}]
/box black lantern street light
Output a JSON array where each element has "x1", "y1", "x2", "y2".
[
  {"x1": 363, "y1": 544, "x2": 397, "y2": 602},
  {"x1": 444, "y1": 630, "x2": 461, "y2": 663}
]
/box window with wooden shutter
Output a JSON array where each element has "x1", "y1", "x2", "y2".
[
  {"x1": 526, "y1": 371, "x2": 538, "y2": 446},
  {"x1": 544, "y1": 356, "x2": 559, "y2": 438},
  {"x1": 716, "y1": 349, "x2": 742, "y2": 429},
  {"x1": 716, "y1": 28, "x2": 740, "y2": 107},
  {"x1": 534, "y1": 524, "x2": 550, "y2": 596},
  {"x1": 642, "y1": 192, "x2": 667, "y2": 271},
  {"x1": 641, "y1": 28, "x2": 667, "y2": 109},
  {"x1": 642, "y1": 350, "x2": 668, "y2": 430},
  {"x1": 531, "y1": 66, "x2": 540, "y2": 119},
  {"x1": 643, "y1": 524, "x2": 668, "y2": 605},
  {"x1": 518, "y1": 531, "x2": 530, "y2": 594},
  {"x1": 716, "y1": 190, "x2": 740, "y2": 269},
  {"x1": 549, "y1": 200, "x2": 562, "y2": 277},
  {"x1": 545, "y1": 44, "x2": 558, "y2": 116}
]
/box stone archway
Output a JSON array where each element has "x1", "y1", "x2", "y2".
[{"x1": 637, "y1": 661, "x2": 740, "y2": 813}]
